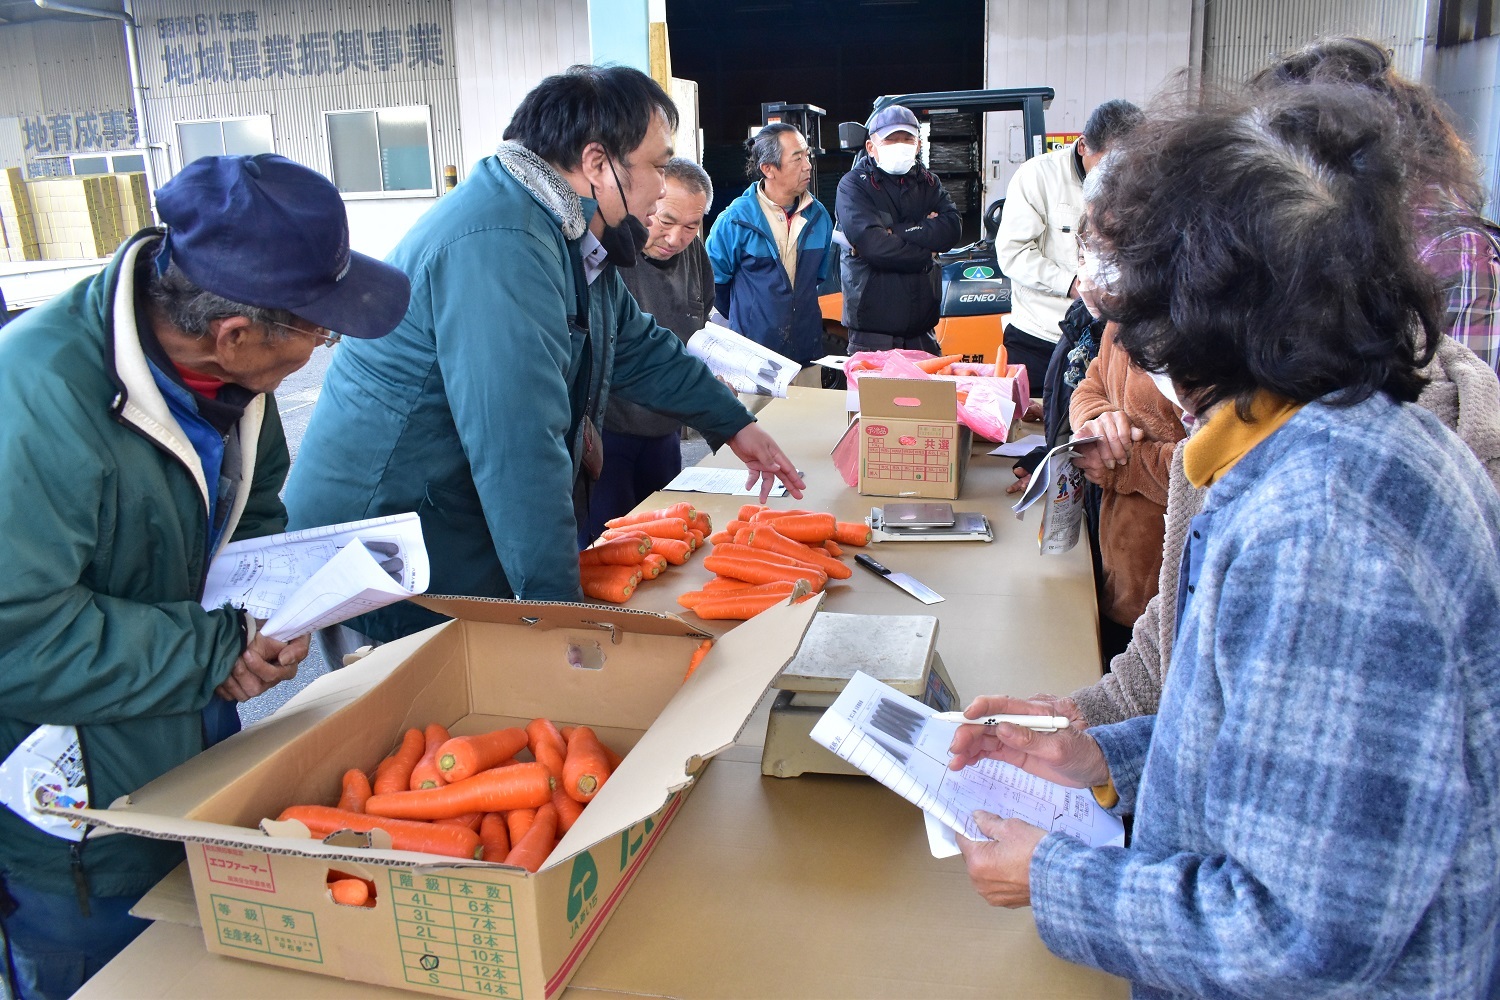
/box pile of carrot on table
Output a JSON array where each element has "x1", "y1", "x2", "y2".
[
  {"x1": 276, "y1": 719, "x2": 621, "y2": 874},
  {"x1": 580, "y1": 501, "x2": 872, "y2": 622},
  {"x1": 676, "y1": 504, "x2": 869, "y2": 620}
]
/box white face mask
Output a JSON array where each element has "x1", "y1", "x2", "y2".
[
  {"x1": 873, "y1": 140, "x2": 918, "y2": 176},
  {"x1": 1148, "y1": 370, "x2": 1187, "y2": 414},
  {"x1": 1078, "y1": 245, "x2": 1120, "y2": 291}
]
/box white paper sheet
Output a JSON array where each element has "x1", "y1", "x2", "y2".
[
  {"x1": 201, "y1": 512, "x2": 428, "y2": 641},
  {"x1": 686, "y1": 323, "x2": 799, "y2": 398},
  {"x1": 810, "y1": 671, "x2": 1124, "y2": 856},
  {"x1": 990, "y1": 433, "x2": 1046, "y2": 457},
  {"x1": 662, "y1": 466, "x2": 789, "y2": 498}
]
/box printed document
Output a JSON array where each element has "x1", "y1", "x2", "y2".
[
  {"x1": 663, "y1": 466, "x2": 788, "y2": 497},
  {"x1": 1010, "y1": 435, "x2": 1098, "y2": 555},
  {"x1": 686, "y1": 322, "x2": 799, "y2": 398},
  {"x1": 810, "y1": 671, "x2": 1124, "y2": 856},
  {"x1": 201, "y1": 512, "x2": 428, "y2": 641}
]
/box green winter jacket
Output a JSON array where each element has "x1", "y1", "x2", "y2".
[
  {"x1": 284, "y1": 143, "x2": 753, "y2": 640},
  {"x1": 0, "y1": 233, "x2": 288, "y2": 898}
]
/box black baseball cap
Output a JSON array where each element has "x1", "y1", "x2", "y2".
[
  {"x1": 868, "y1": 105, "x2": 920, "y2": 140},
  {"x1": 154, "y1": 154, "x2": 410, "y2": 340}
]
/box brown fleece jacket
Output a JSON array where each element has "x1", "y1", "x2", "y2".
[{"x1": 1069, "y1": 324, "x2": 1187, "y2": 625}]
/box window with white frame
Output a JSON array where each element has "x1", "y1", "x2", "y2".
[
  {"x1": 325, "y1": 106, "x2": 435, "y2": 197},
  {"x1": 176, "y1": 116, "x2": 273, "y2": 168},
  {"x1": 70, "y1": 152, "x2": 148, "y2": 175}
]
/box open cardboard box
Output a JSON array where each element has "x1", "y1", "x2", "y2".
[{"x1": 47, "y1": 595, "x2": 822, "y2": 999}]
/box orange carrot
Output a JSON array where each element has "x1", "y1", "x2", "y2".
[
  {"x1": 365, "y1": 762, "x2": 553, "y2": 820},
  {"x1": 747, "y1": 525, "x2": 852, "y2": 579},
  {"x1": 601, "y1": 742, "x2": 624, "y2": 771},
  {"x1": 605, "y1": 501, "x2": 695, "y2": 529},
  {"x1": 686, "y1": 528, "x2": 705, "y2": 548},
  {"x1": 409, "y1": 723, "x2": 452, "y2": 790},
  {"x1": 433, "y1": 811, "x2": 484, "y2": 833},
  {"x1": 479, "y1": 812, "x2": 510, "y2": 862},
  {"x1": 708, "y1": 541, "x2": 824, "y2": 570},
  {"x1": 436, "y1": 727, "x2": 529, "y2": 784},
  {"x1": 372, "y1": 728, "x2": 425, "y2": 795},
  {"x1": 602, "y1": 516, "x2": 687, "y2": 539},
  {"x1": 737, "y1": 504, "x2": 767, "y2": 521},
  {"x1": 679, "y1": 580, "x2": 801, "y2": 609},
  {"x1": 915, "y1": 353, "x2": 963, "y2": 374},
  {"x1": 640, "y1": 553, "x2": 668, "y2": 579},
  {"x1": 506, "y1": 807, "x2": 535, "y2": 845},
  {"x1": 562, "y1": 727, "x2": 614, "y2": 803},
  {"x1": 749, "y1": 508, "x2": 806, "y2": 523},
  {"x1": 579, "y1": 535, "x2": 652, "y2": 567},
  {"x1": 504, "y1": 802, "x2": 558, "y2": 873},
  {"x1": 552, "y1": 785, "x2": 584, "y2": 835},
  {"x1": 336, "y1": 768, "x2": 372, "y2": 813},
  {"x1": 770, "y1": 512, "x2": 837, "y2": 543},
  {"x1": 329, "y1": 878, "x2": 372, "y2": 907},
  {"x1": 683, "y1": 637, "x2": 715, "y2": 681},
  {"x1": 703, "y1": 553, "x2": 826, "y2": 589},
  {"x1": 823, "y1": 539, "x2": 844, "y2": 556},
  {"x1": 833, "y1": 521, "x2": 872, "y2": 546},
  {"x1": 526, "y1": 718, "x2": 567, "y2": 782},
  {"x1": 277, "y1": 805, "x2": 482, "y2": 860},
  {"x1": 691, "y1": 588, "x2": 804, "y2": 620},
  {"x1": 580, "y1": 564, "x2": 642, "y2": 603},
  {"x1": 648, "y1": 536, "x2": 692, "y2": 565},
  {"x1": 688, "y1": 512, "x2": 712, "y2": 535},
  {"x1": 708, "y1": 530, "x2": 734, "y2": 545}
]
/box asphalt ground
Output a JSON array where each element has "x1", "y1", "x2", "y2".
[{"x1": 238, "y1": 351, "x2": 713, "y2": 725}]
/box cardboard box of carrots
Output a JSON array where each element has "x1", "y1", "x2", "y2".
[
  {"x1": 581, "y1": 500, "x2": 872, "y2": 623},
  {"x1": 44, "y1": 595, "x2": 822, "y2": 998}
]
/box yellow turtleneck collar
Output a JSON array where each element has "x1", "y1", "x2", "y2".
[{"x1": 1183, "y1": 391, "x2": 1305, "y2": 488}]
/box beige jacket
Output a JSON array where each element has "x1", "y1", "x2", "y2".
[
  {"x1": 994, "y1": 144, "x2": 1084, "y2": 344},
  {"x1": 1072, "y1": 335, "x2": 1500, "y2": 726}
]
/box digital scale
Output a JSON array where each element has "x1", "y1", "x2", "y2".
[
  {"x1": 761, "y1": 612, "x2": 959, "y2": 778},
  {"x1": 868, "y1": 502, "x2": 993, "y2": 543}
]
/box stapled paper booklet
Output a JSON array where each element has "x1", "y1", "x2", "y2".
[
  {"x1": 200, "y1": 511, "x2": 429, "y2": 641},
  {"x1": 1011, "y1": 435, "x2": 1099, "y2": 555},
  {"x1": 810, "y1": 671, "x2": 1124, "y2": 857},
  {"x1": 686, "y1": 322, "x2": 799, "y2": 398}
]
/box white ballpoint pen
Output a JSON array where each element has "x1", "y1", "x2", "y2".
[{"x1": 927, "y1": 712, "x2": 1072, "y2": 732}]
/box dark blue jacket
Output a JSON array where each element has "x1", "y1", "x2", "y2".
[{"x1": 705, "y1": 183, "x2": 832, "y2": 364}]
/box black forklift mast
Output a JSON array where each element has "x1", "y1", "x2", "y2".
[{"x1": 759, "y1": 101, "x2": 827, "y2": 198}]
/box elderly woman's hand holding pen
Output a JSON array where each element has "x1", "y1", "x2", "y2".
[{"x1": 947, "y1": 696, "x2": 1113, "y2": 908}]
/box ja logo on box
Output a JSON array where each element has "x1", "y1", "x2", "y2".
[
  {"x1": 961, "y1": 265, "x2": 995, "y2": 280},
  {"x1": 567, "y1": 851, "x2": 599, "y2": 925}
]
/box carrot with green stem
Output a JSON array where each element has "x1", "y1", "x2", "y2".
[
  {"x1": 605, "y1": 501, "x2": 696, "y2": 529},
  {"x1": 580, "y1": 535, "x2": 652, "y2": 567},
  {"x1": 833, "y1": 521, "x2": 872, "y2": 546},
  {"x1": 647, "y1": 536, "x2": 692, "y2": 566},
  {"x1": 703, "y1": 553, "x2": 826, "y2": 589},
  {"x1": 562, "y1": 727, "x2": 615, "y2": 803},
  {"x1": 409, "y1": 723, "x2": 451, "y2": 790},
  {"x1": 640, "y1": 553, "x2": 668, "y2": 579},
  {"x1": 504, "y1": 802, "x2": 558, "y2": 872},
  {"x1": 436, "y1": 727, "x2": 529, "y2": 783},
  {"x1": 580, "y1": 564, "x2": 642, "y2": 603},
  {"x1": 365, "y1": 762, "x2": 553, "y2": 820},
  {"x1": 372, "y1": 728, "x2": 425, "y2": 795},
  {"x1": 276, "y1": 805, "x2": 482, "y2": 860},
  {"x1": 601, "y1": 516, "x2": 688, "y2": 540},
  {"x1": 747, "y1": 525, "x2": 852, "y2": 579}
]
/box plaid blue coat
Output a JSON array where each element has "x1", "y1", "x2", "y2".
[{"x1": 1030, "y1": 393, "x2": 1500, "y2": 999}]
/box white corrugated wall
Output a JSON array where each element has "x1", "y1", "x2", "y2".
[
  {"x1": 0, "y1": 19, "x2": 131, "y2": 177},
  {"x1": 1200, "y1": 0, "x2": 1428, "y2": 86},
  {"x1": 451, "y1": 0, "x2": 590, "y2": 177},
  {"x1": 983, "y1": 0, "x2": 1195, "y2": 205},
  {"x1": 1428, "y1": 34, "x2": 1500, "y2": 211}
]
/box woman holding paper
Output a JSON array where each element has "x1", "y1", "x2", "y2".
[{"x1": 947, "y1": 84, "x2": 1500, "y2": 999}]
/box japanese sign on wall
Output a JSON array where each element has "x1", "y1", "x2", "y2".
[
  {"x1": 152, "y1": 9, "x2": 446, "y2": 86},
  {"x1": 20, "y1": 110, "x2": 140, "y2": 157}
]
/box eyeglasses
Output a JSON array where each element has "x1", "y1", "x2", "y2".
[{"x1": 267, "y1": 320, "x2": 341, "y2": 348}]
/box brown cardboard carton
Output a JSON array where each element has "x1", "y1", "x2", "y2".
[
  {"x1": 49, "y1": 596, "x2": 820, "y2": 999},
  {"x1": 855, "y1": 377, "x2": 972, "y2": 500}
]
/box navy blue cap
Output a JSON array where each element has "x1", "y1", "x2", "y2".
[
  {"x1": 154, "y1": 154, "x2": 410, "y2": 340},
  {"x1": 868, "y1": 105, "x2": 920, "y2": 140}
]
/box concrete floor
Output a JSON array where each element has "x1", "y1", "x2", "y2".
[{"x1": 238, "y1": 350, "x2": 714, "y2": 726}]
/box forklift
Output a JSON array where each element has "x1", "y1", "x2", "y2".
[{"x1": 819, "y1": 87, "x2": 1054, "y2": 364}]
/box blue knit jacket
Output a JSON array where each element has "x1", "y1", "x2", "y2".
[{"x1": 1030, "y1": 393, "x2": 1500, "y2": 999}]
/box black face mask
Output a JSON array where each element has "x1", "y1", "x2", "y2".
[{"x1": 593, "y1": 156, "x2": 648, "y2": 268}]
